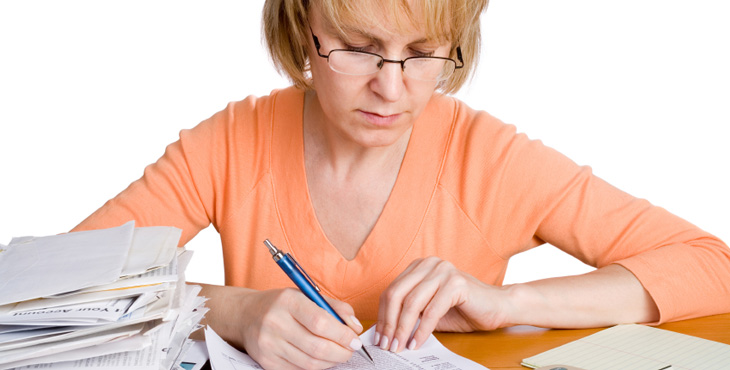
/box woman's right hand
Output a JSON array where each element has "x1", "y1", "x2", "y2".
[{"x1": 200, "y1": 284, "x2": 364, "y2": 370}]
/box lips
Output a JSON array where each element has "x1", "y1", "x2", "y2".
[{"x1": 359, "y1": 110, "x2": 402, "y2": 126}]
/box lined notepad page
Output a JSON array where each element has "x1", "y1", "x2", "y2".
[{"x1": 522, "y1": 324, "x2": 730, "y2": 370}]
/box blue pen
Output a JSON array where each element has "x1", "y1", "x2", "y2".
[{"x1": 263, "y1": 239, "x2": 374, "y2": 364}]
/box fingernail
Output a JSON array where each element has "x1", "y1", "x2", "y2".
[
  {"x1": 389, "y1": 338, "x2": 399, "y2": 352},
  {"x1": 374, "y1": 331, "x2": 380, "y2": 345},
  {"x1": 350, "y1": 338, "x2": 363, "y2": 351},
  {"x1": 350, "y1": 315, "x2": 363, "y2": 330},
  {"x1": 379, "y1": 336, "x2": 389, "y2": 350},
  {"x1": 408, "y1": 339, "x2": 417, "y2": 350}
]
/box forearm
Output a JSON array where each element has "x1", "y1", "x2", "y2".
[
  {"x1": 189, "y1": 283, "x2": 255, "y2": 347},
  {"x1": 504, "y1": 264, "x2": 659, "y2": 328}
]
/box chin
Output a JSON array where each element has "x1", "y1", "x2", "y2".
[
  {"x1": 351, "y1": 129, "x2": 410, "y2": 148},
  {"x1": 346, "y1": 116, "x2": 413, "y2": 148}
]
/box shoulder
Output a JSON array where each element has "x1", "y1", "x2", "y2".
[
  {"x1": 174, "y1": 86, "x2": 303, "y2": 186},
  {"x1": 430, "y1": 95, "x2": 528, "y2": 170},
  {"x1": 424, "y1": 94, "x2": 520, "y2": 149},
  {"x1": 186, "y1": 86, "x2": 300, "y2": 136},
  {"x1": 178, "y1": 86, "x2": 303, "y2": 151},
  {"x1": 436, "y1": 94, "x2": 585, "y2": 207}
]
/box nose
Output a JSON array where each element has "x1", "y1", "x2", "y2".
[{"x1": 369, "y1": 60, "x2": 405, "y2": 102}]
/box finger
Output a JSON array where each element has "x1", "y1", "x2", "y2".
[
  {"x1": 290, "y1": 294, "x2": 362, "y2": 359},
  {"x1": 409, "y1": 274, "x2": 470, "y2": 351},
  {"x1": 376, "y1": 257, "x2": 438, "y2": 349},
  {"x1": 376, "y1": 257, "x2": 441, "y2": 350},
  {"x1": 376, "y1": 258, "x2": 423, "y2": 342},
  {"x1": 325, "y1": 297, "x2": 364, "y2": 334},
  {"x1": 390, "y1": 273, "x2": 442, "y2": 352},
  {"x1": 406, "y1": 287, "x2": 453, "y2": 351}
]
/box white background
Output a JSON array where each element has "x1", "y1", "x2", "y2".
[{"x1": 1, "y1": 0, "x2": 728, "y2": 286}]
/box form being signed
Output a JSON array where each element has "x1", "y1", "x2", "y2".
[
  {"x1": 205, "y1": 325, "x2": 487, "y2": 370},
  {"x1": 1, "y1": 0, "x2": 729, "y2": 369}
]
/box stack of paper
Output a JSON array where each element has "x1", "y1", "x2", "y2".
[{"x1": 0, "y1": 221, "x2": 208, "y2": 370}]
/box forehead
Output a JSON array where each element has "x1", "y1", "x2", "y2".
[{"x1": 311, "y1": 0, "x2": 452, "y2": 43}]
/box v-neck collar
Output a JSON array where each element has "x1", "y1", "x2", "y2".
[{"x1": 270, "y1": 87, "x2": 455, "y2": 300}]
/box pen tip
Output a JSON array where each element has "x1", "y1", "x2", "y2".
[{"x1": 360, "y1": 346, "x2": 374, "y2": 363}]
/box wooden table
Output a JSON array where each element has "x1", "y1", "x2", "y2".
[
  {"x1": 426, "y1": 313, "x2": 730, "y2": 369},
  {"x1": 200, "y1": 314, "x2": 730, "y2": 369}
]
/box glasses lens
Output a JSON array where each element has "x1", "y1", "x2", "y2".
[
  {"x1": 404, "y1": 58, "x2": 455, "y2": 81},
  {"x1": 328, "y1": 51, "x2": 382, "y2": 76}
]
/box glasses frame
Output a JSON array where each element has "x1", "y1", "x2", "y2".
[{"x1": 310, "y1": 30, "x2": 464, "y2": 81}]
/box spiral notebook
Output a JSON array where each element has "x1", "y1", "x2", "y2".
[{"x1": 522, "y1": 323, "x2": 730, "y2": 370}]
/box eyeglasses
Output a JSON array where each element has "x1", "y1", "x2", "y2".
[{"x1": 311, "y1": 31, "x2": 464, "y2": 82}]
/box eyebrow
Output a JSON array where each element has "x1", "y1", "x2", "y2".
[
  {"x1": 331, "y1": 24, "x2": 442, "y2": 48},
  {"x1": 326, "y1": 23, "x2": 378, "y2": 42}
]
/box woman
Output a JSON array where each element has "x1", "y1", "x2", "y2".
[{"x1": 65, "y1": 0, "x2": 730, "y2": 369}]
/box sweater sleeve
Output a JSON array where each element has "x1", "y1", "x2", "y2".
[
  {"x1": 502, "y1": 126, "x2": 730, "y2": 323},
  {"x1": 536, "y1": 158, "x2": 729, "y2": 323},
  {"x1": 448, "y1": 102, "x2": 730, "y2": 324}
]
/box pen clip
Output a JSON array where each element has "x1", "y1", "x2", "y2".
[{"x1": 287, "y1": 253, "x2": 321, "y2": 292}]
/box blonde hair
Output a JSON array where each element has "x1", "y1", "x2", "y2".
[{"x1": 263, "y1": 0, "x2": 489, "y2": 94}]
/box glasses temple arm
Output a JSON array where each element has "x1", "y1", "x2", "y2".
[{"x1": 455, "y1": 46, "x2": 464, "y2": 69}]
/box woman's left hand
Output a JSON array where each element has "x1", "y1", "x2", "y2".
[{"x1": 375, "y1": 256, "x2": 512, "y2": 352}]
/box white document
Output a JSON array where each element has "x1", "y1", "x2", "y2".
[
  {"x1": 0, "y1": 298, "x2": 136, "y2": 326},
  {"x1": 0, "y1": 222, "x2": 135, "y2": 306},
  {"x1": 174, "y1": 340, "x2": 209, "y2": 370},
  {"x1": 0, "y1": 323, "x2": 145, "y2": 366},
  {"x1": 122, "y1": 226, "x2": 182, "y2": 277},
  {"x1": 71, "y1": 255, "x2": 180, "y2": 296},
  {"x1": 0, "y1": 299, "x2": 167, "y2": 353},
  {"x1": 0, "y1": 289, "x2": 205, "y2": 369},
  {"x1": 1, "y1": 330, "x2": 153, "y2": 369},
  {"x1": 2, "y1": 328, "x2": 163, "y2": 370},
  {"x1": 0, "y1": 326, "x2": 77, "y2": 345},
  {"x1": 205, "y1": 326, "x2": 265, "y2": 369},
  {"x1": 205, "y1": 325, "x2": 489, "y2": 370},
  {"x1": 9, "y1": 282, "x2": 169, "y2": 312},
  {"x1": 0, "y1": 324, "x2": 52, "y2": 335},
  {"x1": 334, "y1": 326, "x2": 489, "y2": 370},
  {"x1": 522, "y1": 323, "x2": 730, "y2": 370}
]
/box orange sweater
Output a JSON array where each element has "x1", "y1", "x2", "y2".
[{"x1": 73, "y1": 86, "x2": 730, "y2": 322}]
